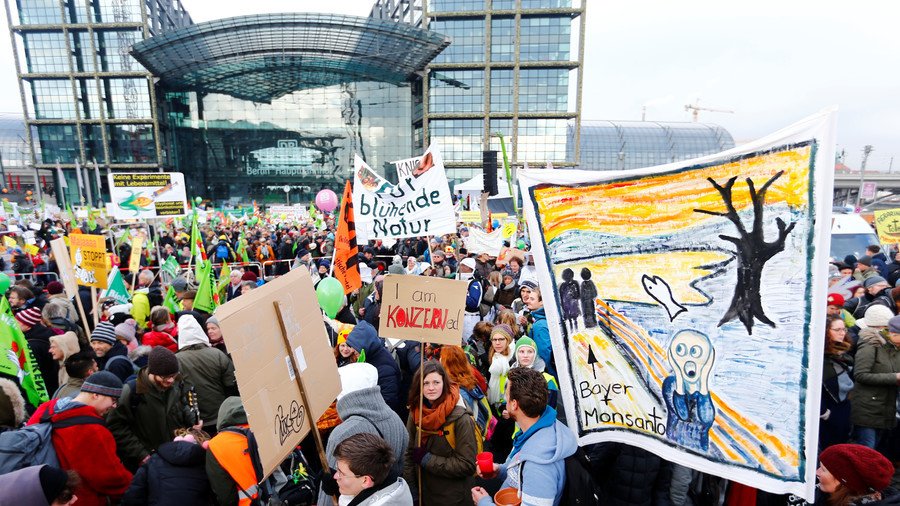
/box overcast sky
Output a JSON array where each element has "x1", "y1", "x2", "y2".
[{"x1": 0, "y1": 0, "x2": 895, "y2": 171}]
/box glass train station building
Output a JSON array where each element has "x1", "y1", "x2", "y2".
[{"x1": 5, "y1": 0, "x2": 732, "y2": 205}]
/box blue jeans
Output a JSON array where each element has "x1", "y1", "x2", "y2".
[{"x1": 853, "y1": 426, "x2": 884, "y2": 449}]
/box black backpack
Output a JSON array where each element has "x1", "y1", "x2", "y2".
[{"x1": 561, "y1": 446, "x2": 603, "y2": 506}]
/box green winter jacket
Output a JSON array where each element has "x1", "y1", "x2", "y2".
[
  {"x1": 176, "y1": 342, "x2": 238, "y2": 430},
  {"x1": 107, "y1": 367, "x2": 196, "y2": 470},
  {"x1": 850, "y1": 327, "x2": 900, "y2": 429}
]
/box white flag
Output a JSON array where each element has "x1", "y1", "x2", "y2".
[
  {"x1": 55, "y1": 160, "x2": 67, "y2": 189},
  {"x1": 74, "y1": 159, "x2": 84, "y2": 204}
]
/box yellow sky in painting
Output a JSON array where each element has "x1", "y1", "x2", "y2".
[{"x1": 534, "y1": 147, "x2": 812, "y2": 242}]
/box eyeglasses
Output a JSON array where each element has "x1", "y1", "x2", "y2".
[{"x1": 334, "y1": 467, "x2": 361, "y2": 479}]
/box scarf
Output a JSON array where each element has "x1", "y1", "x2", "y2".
[
  {"x1": 412, "y1": 384, "x2": 460, "y2": 443},
  {"x1": 509, "y1": 406, "x2": 557, "y2": 460}
]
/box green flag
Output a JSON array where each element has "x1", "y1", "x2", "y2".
[
  {"x1": 0, "y1": 297, "x2": 48, "y2": 406},
  {"x1": 163, "y1": 285, "x2": 180, "y2": 314},
  {"x1": 193, "y1": 259, "x2": 217, "y2": 314},
  {"x1": 217, "y1": 262, "x2": 231, "y2": 300},
  {"x1": 237, "y1": 233, "x2": 249, "y2": 263},
  {"x1": 86, "y1": 205, "x2": 96, "y2": 231},
  {"x1": 100, "y1": 267, "x2": 130, "y2": 305},
  {"x1": 190, "y1": 212, "x2": 200, "y2": 258},
  {"x1": 66, "y1": 203, "x2": 77, "y2": 226},
  {"x1": 160, "y1": 256, "x2": 180, "y2": 278}
]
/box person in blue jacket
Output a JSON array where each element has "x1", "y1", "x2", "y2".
[
  {"x1": 471, "y1": 367, "x2": 576, "y2": 506},
  {"x1": 525, "y1": 286, "x2": 555, "y2": 379},
  {"x1": 345, "y1": 320, "x2": 403, "y2": 415}
]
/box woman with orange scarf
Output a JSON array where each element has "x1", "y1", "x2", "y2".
[{"x1": 404, "y1": 361, "x2": 478, "y2": 505}]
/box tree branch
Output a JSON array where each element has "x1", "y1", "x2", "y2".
[
  {"x1": 718, "y1": 234, "x2": 741, "y2": 245},
  {"x1": 694, "y1": 209, "x2": 728, "y2": 217}
]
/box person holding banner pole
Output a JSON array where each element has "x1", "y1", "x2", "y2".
[{"x1": 404, "y1": 360, "x2": 477, "y2": 506}]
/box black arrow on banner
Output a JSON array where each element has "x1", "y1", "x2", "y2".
[{"x1": 587, "y1": 344, "x2": 599, "y2": 381}]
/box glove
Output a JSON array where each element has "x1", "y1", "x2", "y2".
[
  {"x1": 320, "y1": 468, "x2": 339, "y2": 496},
  {"x1": 820, "y1": 409, "x2": 831, "y2": 421},
  {"x1": 412, "y1": 447, "x2": 428, "y2": 464}
]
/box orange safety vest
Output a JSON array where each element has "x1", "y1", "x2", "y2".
[{"x1": 208, "y1": 427, "x2": 259, "y2": 506}]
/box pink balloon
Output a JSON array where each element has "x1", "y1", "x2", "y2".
[{"x1": 315, "y1": 189, "x2": 339, "y2": 213}]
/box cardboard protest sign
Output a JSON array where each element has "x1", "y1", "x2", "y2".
[
  {"x1": 214, "y1": 268, "x2": 339, "y2": 477},
  {"x1": 495, "y1": 247, "x2": 526, "y2": 268},
  {"x1": 874, "y1": 208, "x2": 900, "y2": 245},
  {"x1": 378, "y1": 275, "x2": 468, "y2": 346},
  {"x1": 353, "y1": 143, "x2": 456, "y2": 241},
  {"x1": 69, "y1": 234, "x2": 108, "y2": 289},
  {"x1": 50, "y1": 238, "x2": 78, "y2": 297},
  {"x1": 518, "y1": 109, "x2": 836, "y2": 501},
  {"x1": 108, "y1": 172, "x2": 188, "y2": 220}
]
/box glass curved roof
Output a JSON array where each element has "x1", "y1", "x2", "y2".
[
  {"x1": 130, "y1": 13, "x2": 450, "y2": 104},
  {"x1": 570, "y1": 120, "x2": 736, "y2": 170}
]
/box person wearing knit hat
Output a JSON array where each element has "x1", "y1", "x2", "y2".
[
  {"x1": 14, "y1": 306, "x2": 42, "y2": 330},
  {"x1": 107, "y1": 343, "x2": 197, "y2": 470},
  {"x1": 512, "y1": 336, "x2": 559, "y2": 408},
  {"x1": 148, "y1": 346, "x2": 179, "y2": 377},
  {"x1": 90, "y1": 320, "x2": 127, "y2": 371},
  {"x1": 315, "y1": 363, "x2": 408, "y2": 506},
  {"x1": 817, "y1": 444, "x2": 895, "y2": 503},
  {"x1": 24, "y1": 368, "x2": 132, "y2": 504},
  {"x1": 241, "y1": 270, "x2": 258, "y2": 282},
  {"x1": 114, "y1": 319, "x2": 138, "y2": 352},
  {"x1": 850, "y1": 310, "x2": 900, "y2": 450},
  {"x1": 857, "y1": 304, "x2": 893, "y2": 330},
  {"x1": 0, "y1": 465, "x2": 79, "y2": 506},
  {"x1": 205, "y1": 316, "x2": 227, "y2": 353},
  {"x1": 45, "y1": 281, "x2": 64, "y2": 296}
]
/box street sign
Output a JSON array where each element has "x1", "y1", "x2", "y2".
[{"x1": 862, "y1": 181, "x2": 878, "y2": 200}]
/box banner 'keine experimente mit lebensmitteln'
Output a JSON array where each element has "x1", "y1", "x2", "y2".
[{"x1": 519, "y1": 109, "x2": 836, "y2": 501}]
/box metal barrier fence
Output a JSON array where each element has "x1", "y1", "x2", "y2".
[{"x1": 10, "y1": 271, "x2": 60, "y2": 285}]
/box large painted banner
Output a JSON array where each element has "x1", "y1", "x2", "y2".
[
  {"x1": 353, "y1": 143, "x2": 455, "y2": 242},
  {"x1": 519, "y1": 109, "x2": 835, "y2": 501}
]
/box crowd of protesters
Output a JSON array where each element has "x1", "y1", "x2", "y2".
[{"x1": 0, "y1": 208, "x2": 899, "y2": 505}]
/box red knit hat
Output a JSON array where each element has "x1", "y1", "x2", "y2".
[
  {"x1": 827, "y1": 293, "x2": 845, "y2": 307},
  {"x1": 14, "y1": 307, "x2": 42, "y2": 328},
  {"x1": 819, "y1": 444, "x2": 894, "y2": 494},
  {"x1": 241, "y1": 271, "x2": 258, "y2": 282}
]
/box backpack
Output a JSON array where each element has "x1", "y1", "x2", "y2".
[
  {"x1": 560, "y1": 446, "x2": 603, "y2": 506},
  {"x1": 216, "y1": 243, "x2": 231, "y2": 262},
  {"x1": 443, "y1": 414, "x2": 485, "y2": 459},
  {"x1": 0, "y1": 410, "x2": 102, "y2": 474}
]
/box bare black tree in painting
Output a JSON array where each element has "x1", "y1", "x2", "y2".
[{"x1": 694, "y1": 170, "x2": 795, "y2": 334}]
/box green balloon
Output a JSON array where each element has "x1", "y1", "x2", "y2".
[
  {"x1": 316, "y1": 277, "x2": 343, "y2": 319},
  {"x1": 194, "y1": 196, "x2": 203, "y2": 205},
  {"x1": 516, "y1": 239, "x2": 526, "y2": 249},
  {"x1": 0, "y1": 273, "x2": 9, "y2": 294}
]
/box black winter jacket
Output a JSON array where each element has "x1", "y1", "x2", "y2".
[
  {"x1": 122, "y1": 440, "x2": 214, "y2": 505},
  {"x1": 588, "y1": 442, "x2": 663, "y2": 506}
]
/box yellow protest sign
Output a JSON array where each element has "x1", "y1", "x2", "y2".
[
  {"x1": 458, "y1": 210, "x2": 481, "y2": 223},
  {"x1": 69, "y1": 234, "x2": 108, "y2": 289},
  {"x1": 129, "y1": 235, "x2": 144, "y2": 272},
  {"x1": 24, "y1": 244, "x2": 39, "y2": 256},
  {"x1": 2, "y1": 236, "x2": 16, "y2": 248},
  {"x1": 874, "y1": 208, "x2": 900, "y2": 245},
  {"x1": 501, "y1": 219, "x2": 517, "y2": 240}
]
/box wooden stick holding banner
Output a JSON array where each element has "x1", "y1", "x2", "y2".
[
  {"x1": 273, "y1": 300, "x2": 337, "y2": 506},
  {"x1": 49, "y1": 238, "x2": 91, "y2": 337},
  {"x1": 90, "y1": 287, "x2": 98, "y2": 326}
]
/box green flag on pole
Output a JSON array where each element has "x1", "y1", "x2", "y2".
[
  {"x1": 160, "y1": 256, "x2": 180, "y2": 278},
  {"x1": 193, "y1": 259, "x2": 217, "y2": 314},
  {"x1": 100, "y1": 267, "x2": 130, "y2": 305},
  {"x1": 217, "y1": 262, "x2": 231, "y2": 301},
  {"x1": 0, "y1": 297, "x2": 48, "y2": 406},
  {"x1": 163, "y1": 285, "x2": 181, "y2": 314},
  {"x1": 189, "y1": 212, "x2": 200, "y2": 258}
]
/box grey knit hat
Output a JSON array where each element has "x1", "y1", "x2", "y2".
[
  {"x1": 80, "y1": 371, "x2": 123, "y2": 398},
  {"x1": 90, "y1": 321, "x2": 117, "y2": 346}
]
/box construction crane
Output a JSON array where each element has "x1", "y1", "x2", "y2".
[{"x1": 684, "y1": 99, "x2": 734, "y2": 122}]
